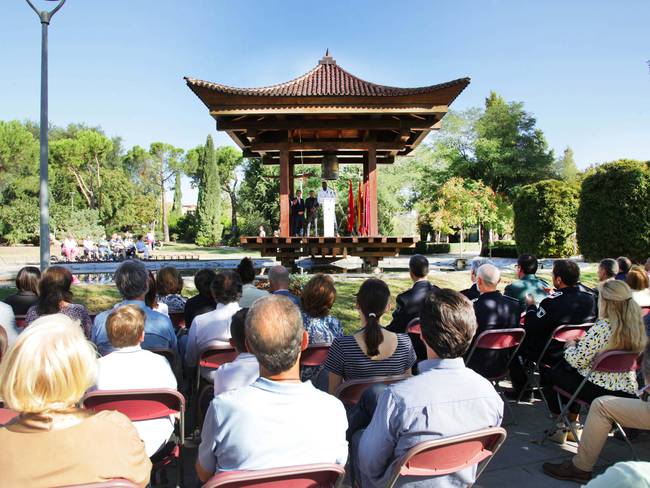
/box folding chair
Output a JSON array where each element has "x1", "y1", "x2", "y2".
[
  {"x1": 543, "y1": 350, "x2": 640, "y2": 457},
  {"x1": 58, "y1": 480, "x2": 141, "y2": 488},
  {"x1": 0, "y1": 407, "x2": 18, "y2": 425},
  {"x1": 82, "y1": 388, "x2": 185, "y2": 488},
  {"x1": 202, "y1": 463, "x2": 345, "y2": 488},
  {"x1": 335, "y1": 374, "x2": 410, "y2": 407},
  {"x1": 196, "y1": 342, "x2": 238, "y2": 390},
  {"x1": 14, "y1": 315, "x2": 27, "y2": 329},
  {"x1": 169, "y1": 312, "x2": 186, "y2": 332},
  {"x1": 406, "y1": 317, "x2": 421, "y2": 335},
  {"x1": 385, "y1": 427, "x2": 507, "y2": 488},
  {"x1": 197, "y1": 385, "x2": 215, "y2": 430},
  {"x1": 465, "y1": 328, "x2": 525, "y2": 424},
  {"x1": 641, "y1": 306, "x2": 650, "y2": 317},
  {"x1": 300, "y1": 343, "x2": 331, "y2": 367},
  {"x1": 518, "y1": 323, "x2": 593, "y2": 413}
]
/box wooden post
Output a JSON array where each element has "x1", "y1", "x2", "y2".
[
  {"x1": 279, "y1": 149, "x2": 290, "y2": 237},
  {"x1": 288, "y1": 161, "x2": 295, "y2": 197},
  {"x1": 367, "y1": 147, "x2": 378, "y2": 235}
]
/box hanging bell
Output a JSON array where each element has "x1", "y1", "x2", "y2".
[{"x1": 321, "y1": 153, "x2": 339, "y2": 180}]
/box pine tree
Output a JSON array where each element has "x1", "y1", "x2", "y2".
[
  {"x1": 195, "y1": 135, "x2": 222, "y2": 246},
  {"x1": 554, "y1": 147, "x2": 579, "y2": 181},
  {"x1": 170, "y1": 171, "x2": 182, "y2": 219}
]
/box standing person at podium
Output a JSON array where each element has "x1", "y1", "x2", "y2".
[
  {"x1": 318, "y1": 181, "x2": 338, "y2": 237},
  {"x1": 305, "y1": 190, "x2": 319, "y2": 237}
]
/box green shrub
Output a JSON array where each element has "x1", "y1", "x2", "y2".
[
  {"x1": 407, "y1": 242, "x2": 451, "y2": 255},
  {"x1": 576, "y1": 159, "x2": 650, "y2": 261},
  {"x1": 0, "y1": 195, "x2": 39, "y2": 244},
  {"x1": 513, "y1": 180, "x2": 579, "y2": 258},
  {"x1": 488, "y1": 240, "x2": 518, "y2": 258},
  {"x1": 171, "y1": 212, "x2": 197, "y2": 243},
  {"x1": 51, "y1": 207, "x2": 105, "y2": 240}
]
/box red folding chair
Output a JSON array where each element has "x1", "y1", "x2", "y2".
[
  {"x1": 0, "y1": 407, "x2": 18, "y2": 425},
  {"x1": 82, "y1": 388, "x2": 185, "y2": 487},
  {"x1": 58, "y1": 480, "x2": 141, "y2": 487},
  {"x1": 335, "y1": 374, "x2": 410, "y2": 407},
  {"x1": 543, "y1": 350, "x2": 641, "y2": 456},
  {"x1": 14, "y1": 315, "x2": 27, "y2": 329},
  {"x1": 169, "y1": 312, "x2": 186, "y2": 331},
  {"x1": 202, "y1": 463, "x2": 345, "y2": 488},
  {"x1": 406, "y1": 317, "x2": 421, "y2": 335},
  {"x1": 641, "y1": 307, "x2": 650, "y2": 317},
  {"x1": 518, "y1": 323, "x2": 593, "y2": 413},
  {"x1": 385, "y1": 427, "x2": 507, "y2": 488},
  {"x1": 300, "y1": 343, "x2": 331, "y2": 367},
  {"x1": 465, "y1": 328, "x2": 525, "y2": 424},
  {"x1": 196, "y1": 343, "x2": 238, "y2": 390}
]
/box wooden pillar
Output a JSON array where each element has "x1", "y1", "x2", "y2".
[
  {"x1": 279, "y1": 149, "x2": 290, "y2": 237},
  {"x1": 366, "y1": 147, "x2": 378, "y2": 235},
  {"x1": 288, "y1": 161, "x2": 295, "y2": 197}
]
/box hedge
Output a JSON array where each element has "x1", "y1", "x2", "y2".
[
  {"x1": 513, "y1": 179, "x2": 579, "y2": 258},
  {"x1": 488, "y1": 240, "x2": 518, "y2": 258},
  {"x1": 576, "y1": 159, "x2": 650, "y2": 262},
  {"x1": 402, "y1": 242, "x2": 451, "y2": 255}
]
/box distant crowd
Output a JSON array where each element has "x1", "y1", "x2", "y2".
[
  {"x1": 51, "y1": 231, "x2": 157, "y2": 262},
  {"x1": 1, "y1": 253, "x2": 650, "y2": 486}
]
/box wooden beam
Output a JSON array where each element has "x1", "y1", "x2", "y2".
[
  {"x1": 367, "y1": 148, "x2": 378, "y2": 236},
  {"x1": 251, "y1": 141, "x2": 404, "y2": 152},
  {"x1": 217, "y1": 116, "x2": 439, "y2": 131},
  {"x1": 279, "y1": 150, "x2": 290, "y2": 237}
]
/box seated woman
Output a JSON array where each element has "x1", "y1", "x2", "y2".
[
  {"x1": 323, "y1": 278, "x2": 416, "y2": 395},
  {"x1": 157, "y1": 266, "x2": 187, "y2": 314},
  {"x1": 300, "y1": 274, "x2": 343, "y2": 382},
  {"x1": 3, "y1": 266, "x2": 40, "y2": 316},
  {"x1": 0, "y1": 314, "x2": 151, "y2": 487},
  {"x1": 544, "y1": 280, "x2": 647, "y2": 443},
  {"x1": 25, "y1": 266, "x2": 92, "y2": 338},
  {"x1": 627, "y1": 265, "x2": 650, "y2": 307}
]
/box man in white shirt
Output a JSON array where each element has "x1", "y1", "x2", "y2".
[
  {"x1": 95, "y1": 304, "x2": 177, "y2": 457},
  {"x1": 196, "y1": 295, "x2": 348, "y2": 482},
  {"x1": 213, "y1": 308, "x2": 259, "y2": 395},
  {"x1": 185, "y1": 271, "x2": 242, "y2": 380}
]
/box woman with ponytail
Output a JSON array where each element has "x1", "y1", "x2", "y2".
[
  {"x1": 323, "y1": 278, "x2": 416, "y2": 394},
  {"x1": 544, "y1": 279, "x2": 647, "y2": 443}
]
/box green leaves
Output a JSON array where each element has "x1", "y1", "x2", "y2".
[{"x1": 194, "y1": 135, "x2": 223, "y2": 246}]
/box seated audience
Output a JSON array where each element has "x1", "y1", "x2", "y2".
[
  {"x1": 213, "y1": 308, "x2": 259, "y2": 395},
  {"x1": 237, "y1": 257, "x2": 269, "y2": 308},
  {"x1": 62, "y1": 235, "x2": 79, "y2": 261},
  {"x1": 615, "y1": 256, "x2": 631, "y2": 281},
  {"x1": 186, "y1": 270, "x2": 242, "y2": 379},
  {"x1": 0, "y1": 301, "x2": 17, "y2": 350},
  {"x1": 349, "y1": 289, "x2": 503, "y2": 487},
  {"x1": 300, "y1": 274, "x2": 343, "y2": 382},
  {"x1": 543, "y1": 280, "x2": 646, "y2": 443},
  {"x1": 543, "y1": 342, "x2": 650, "y2": 483},
  {"x1": 3, "y1": 266, "x2": 40, "y2": 315},
  {"x1": 387, "y1": 254, "x2": 439, "y2": 361},
  {"x1": 95, "y1": 305, "x2": 177, "y2": 457},
  {"x1": 156, "y1": 266, "x2": 186, "y2": 313},
  {"x1": 92, "y1": 260, "x2": 176, "y2": 356},
  {"x1": 323, "y1": 279, "x2": 416, "y2": 394},
  {"x1": 0, "y1": 314, "x2": 151, "y2": 487},
  {"x1": 504, "y1": 254, "x2": 549, "y2": 310},
  {"x1": 184, "y1": 268, "x2": 217, "y2": 328},
  {"x1": 627, "y1": 265, "x2": 650, "y2": 307},
  {"x1": 268, "y1": 265, "x2": 301, "y2": 307},
  {"x1": 196, "y1": 295, "x2": 348, "y2": 481},
  {"x1": 461, "y1": 258, "x2": 491, "y2": 301},
  {"x1": 509, "y1": 259, "x2": 596, "y2": 400},
  {"x1": 467, "y1": 263, "x2": 520, "y2": 378},
  {"x1": 145, "y1": 271, "x2": 167, "y2": 315},
  {"x1": 25, "y1": 266, "x2": 92, "y2": 338},
  {"x1": 134, "y1": 235, "x2": 149, "y2": 259},
  {"x1": 598, "y1": 258, "x2": 619, "y2": 283}
]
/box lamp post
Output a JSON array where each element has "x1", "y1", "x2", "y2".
[{"x1": 25, "y1": 0, "x2": 66, "y2": 271}]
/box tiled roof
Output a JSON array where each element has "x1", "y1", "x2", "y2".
[{"x1": 185, "y1": 54, "x2": 469, "y2": 98}]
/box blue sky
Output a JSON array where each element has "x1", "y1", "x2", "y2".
[{"x1": 1, "y1": 1, "x2": 649, "y2": 203}]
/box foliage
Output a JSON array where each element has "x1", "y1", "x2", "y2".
[
  {"x1": 194, "y1": 136, "x2": 223, "y2": 246},
  {"x1": 0, "y1": 194, "x2": 40, "y2": 244},
  {"x1": 51, "y1": 205, "x2": 106, "y2": 240},
  {"x1": 149, "y1": 142, "x2": 184, "y2": 242},
  {"x1": 170, "y1": 212, "x2": 197, "y2": 243},
  {"x1": 238, "y1": 157, "x2": 280, "y2": 234},
  {"x1": 409, "y1": 242, "x2": 451, "y2": 255},
  {"x1": 488, "y1": 240, "x2": 519, "y2": 258},
  {"x1": 170, "y1": 171, "x2": 182, "y2": 221},
  {"x1": 554, "y1": 147, "x2": 579, "y2": 181},
  {"x1": 513, "y1": 179, "x2": 579, "y2": 257},
  {"x1": 576, "y1": 159, "x2": 650, "y2": 262}
]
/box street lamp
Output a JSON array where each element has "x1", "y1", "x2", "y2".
[{"x1": 25, "y1": 0, "x2": 66, "y2": 271}]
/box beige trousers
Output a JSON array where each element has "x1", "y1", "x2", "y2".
[{"x1": 573, "y1": 395, "x2": 650, "y2": 471}]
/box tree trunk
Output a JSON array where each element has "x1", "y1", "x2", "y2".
[
  {"x1": 161, "y1": 171, "x2": 169, "y2": 243},
  {"x1": 459, "y1": 227, "x2": 464, "y2": 258},
  {"x1": 229, "y1": 191, "x2": 238, "y2": 237},
  {"x1": 479, "y1": 222, "x2": 491, "y2": 257}
]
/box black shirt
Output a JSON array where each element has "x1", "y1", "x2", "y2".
[
  {"x1": 305, "y1": 197, "x2": 319, "y2": 215},
  {"x1": 3, "y1": 291, "x2": 39, "y2": 316},
  {"x1": 460, "y1": 283, "x2": 480, "y2": 301}
]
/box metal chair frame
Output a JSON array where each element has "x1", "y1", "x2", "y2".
[
  {"x1": 202, "y1": 463, "x2": 345, "y2": 488},
  {"x1": 196, "y1": 342, "x2": 238, "y2": 391}
]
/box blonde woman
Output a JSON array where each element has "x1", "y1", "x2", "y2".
[
  {"x1": 0, "y1": 314, "x2": 151, "y2": 487},
  {"x1": 544, "y1": 280, "x2": 647, "y2": 443}
]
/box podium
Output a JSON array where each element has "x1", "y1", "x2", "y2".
[{"x1": 321, "y1": 197, "x2": 336, "y2": 237}]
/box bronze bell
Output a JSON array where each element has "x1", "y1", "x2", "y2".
[{"x1": 321, "y1": 153, "x2": 339, "y2": 180}]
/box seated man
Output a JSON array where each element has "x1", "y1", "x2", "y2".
[
  {"x1": 196, "y1": 295, "x2": 348, "y2": 482},
  {"x1": 509, "y1": 259, "x2": 596, "y2": 399},
  {"x1": 95, "y1": 304, "x2": 177, "y2": 457},
  {"x1": 460, "y1": 258, "x2": 491, "y2": 301},
  {"x1": 504, "y1": 254, "x2": 549, "y2": 311},
  {"x1": 350, "y1": 289, "x2": 503, "y2": 488},
  {"x1": 92, "y1": 260, "x2": 177, "y2": 356},
  {"x1": 615, "y1": 256, "x2": 632, "y2": 281},
  {"x1": 135, "y1": 235, "x2": 149, "y2": 259},
  {"x1": 467, "y1": 263, "x2": 520, "y2": 378},
  {"x1": 268, "y1": 265, "x2": 301, "y2": 307},
  {"x1": 387, "y1": 254, "x2": 439, "y2": 361},
  {"x1": 213, "y1": 308, "x2": 259, "y2": 395}
]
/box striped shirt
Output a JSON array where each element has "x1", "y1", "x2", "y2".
[{"x1": 323, "y1": 332, "x2": 416, "y2": 380}]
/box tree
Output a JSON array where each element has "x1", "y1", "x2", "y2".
[
  {"x1": 554, "y1": 146, "x2": 579, "y2": 181},
  {"x1": 237, "y1": 157, "x2": 280, "y2": 235},
  {"x1": 171, "y1": 171, "x2": 183, "y2": 218},
  {"x1": 194, "y1": 136, "x2": 222, "y2": 246},
  {"x1": 149, "y1": 142, "x2": 184, "y2": 242}
]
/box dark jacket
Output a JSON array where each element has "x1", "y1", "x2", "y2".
[
  {"x1": 460, "y1": 283, "x2": 480, "y2": 301},
  {"x1": 387, "y1": 280, "x2": 439, "y2": 361},
  {"x1": 273, "y1": 289, "x2": 301, "y2": 308},
  {"x1": 3, "y1": 291, "x2": 39, "y2": 316}
]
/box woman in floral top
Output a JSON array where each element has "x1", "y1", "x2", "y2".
[
  {"x1": 300, "y1": 274, "x2": 343, "y2": 382},
  {"x1": 544, "y1": 280, "x2": 647, "y2": 442},
  {"x1": 156, "y1": 267, "x2": 187, "y2": 314}
]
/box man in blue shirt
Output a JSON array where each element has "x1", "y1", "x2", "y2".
[
  {"x1": 268, "y1": 265, "x2": 301, "y2": 307},
  {"x1": 350, "y1": 289, "x2": 503, "y2": 488},
  {"x1": 92, "y1": 260, "x2": 177, "y2": 356},
  {"x1": 196, "y1": 295, "x2": 347, "y2": 482}
]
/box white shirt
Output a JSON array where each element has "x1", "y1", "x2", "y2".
[
  {"x1": 632, "y1": 289, "x2": 650, "y2": 307},
  {"x1": 185, "y1": 302, "x2": 241, "y2": 371},
  {"x1": 213, "y1": 352, "x2": 260, "y2": 396},
  {"x1": 317, "y1": 187, "x2": 336, "y2": 204},
  {"x1": 154, "y1": 302, "x2": 169, "y2": 316},
  {"x1": 96, "y1": 345, "x2": 177, "y2": 457},
  {"x1": 239, "y1": 283, "x2": 269, "y2": 309},
  {"x1": 0, "y1": 302, "x2": 17, "y2": 349}
]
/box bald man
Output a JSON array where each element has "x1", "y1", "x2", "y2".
[
  {"x1": 466, "y1": 263, "x2": 520, "y2": 378},
  {"x1": 196, "y1": 295, "x2": 348, "y2": 482}
]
